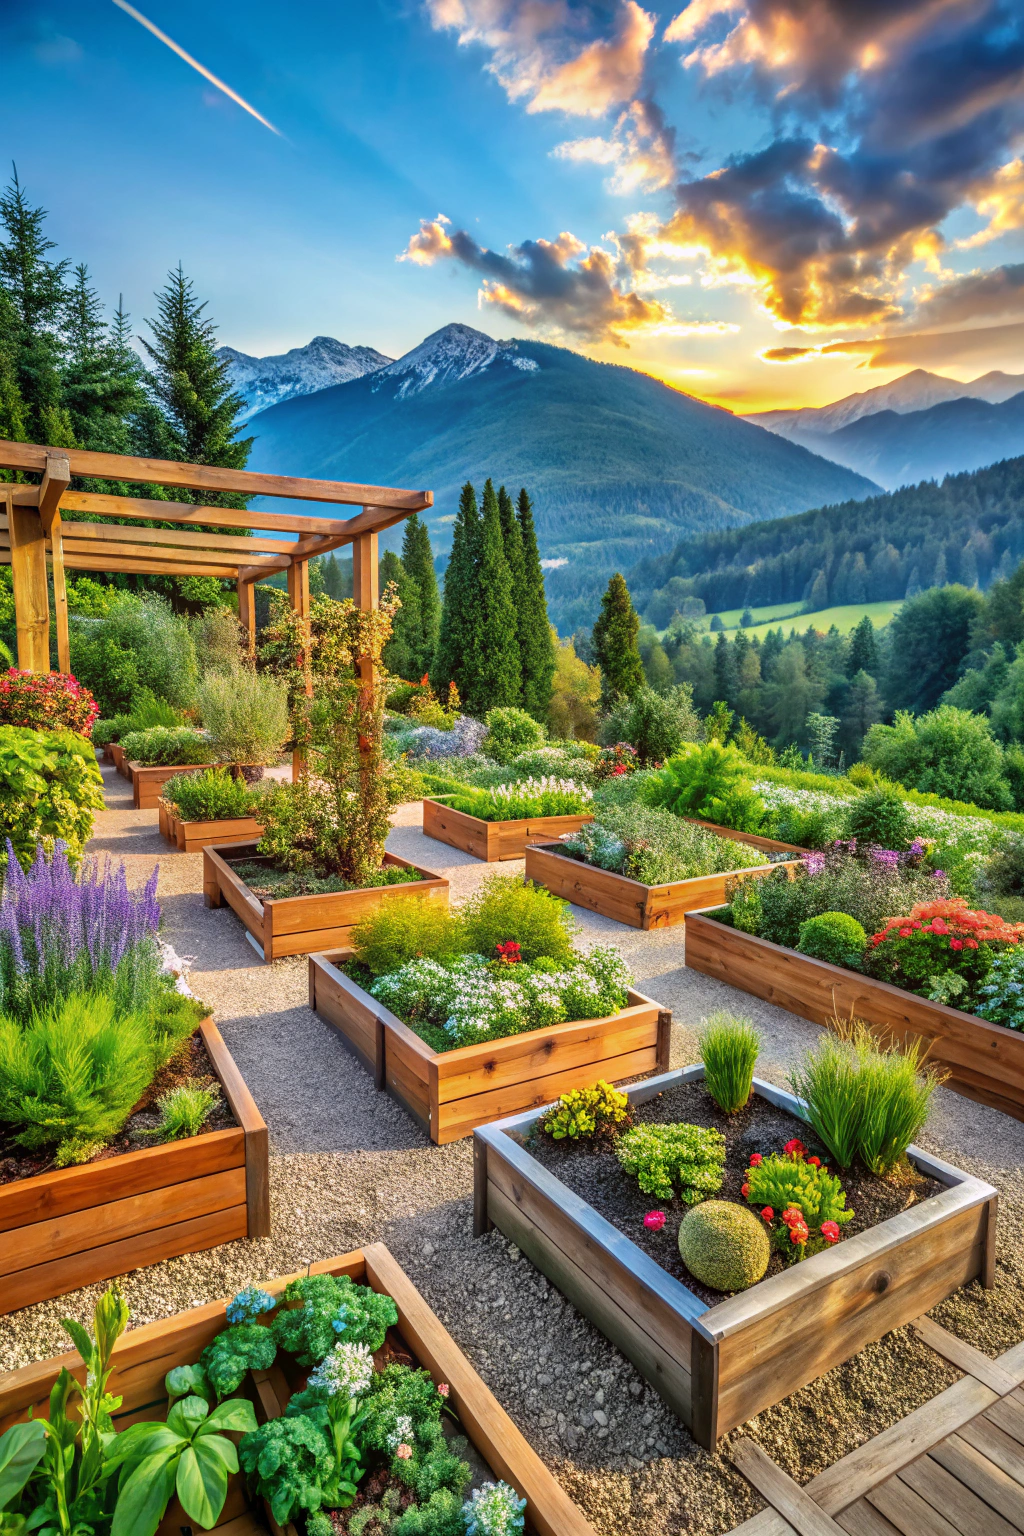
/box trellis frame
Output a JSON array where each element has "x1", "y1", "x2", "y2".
[{"x1": 0, "y1": 440, "x2": 432, "y2": 769}]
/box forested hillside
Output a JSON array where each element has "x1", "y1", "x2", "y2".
[{"x1": 630, "y1": 456, "x2": 1024, "y2": 627}]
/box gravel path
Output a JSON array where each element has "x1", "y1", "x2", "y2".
[{"x1": 3, "y1": 766, "x2": 1023, "y2": 1536}]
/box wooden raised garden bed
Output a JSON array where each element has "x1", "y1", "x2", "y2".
[
  {"x1": 681, "y1": 814, "x2": 805, "y2": 856},
  {"x1": 110, "y1": 741, "x2": 127, "y2": 776},
  {"x1": 0, "y1": 1016, "x2": 269, "y2": 1315},
  {"x1": 131, "y1": 760, "x2": 218, "y2": 810},
  {"x1": 309, "y1": 946, "x2": 671, "y2": 1142},
  {"x1": 474, "y1": 1065, "x2": 998, "y2": 1449},
  {"x1": 158, "y1": 799, "x2": 264, "y2": 853},
  {"x1": 0, "y1": 1243, "x2": 597, "y2": 1536},
  {"x1": 423, "y1": 796, "x2": 594, "y2": 861},
  {"x1": 685, "y1": 909, "x2": 1024, "y2": 1123},
  {"x1": 204, "y1": 841, "x2": 449, "y2": 962},
  {"x1": 524, "y1": 841, "x2": 799, "y2": 929}
]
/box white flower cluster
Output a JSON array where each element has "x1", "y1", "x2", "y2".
[
  {"x1": 370, "y1": 948, "x2": 632, "y2": 1048},
  {"x1": 307, "y1": 1341, "x2": 373, "y2": 1400},
  {"x1": 386, "y1": 1412, "x2": 415, "y2": 1452},
  {"x1": 463, "y1": 1480, "x2": 527, "y2": 1536},
  {"x1": 752, "y1": 779, "x2": 1005, "y2": 859}
]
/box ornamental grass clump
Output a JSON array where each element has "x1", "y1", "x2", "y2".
[
  {"x1": 698, "y1": 1013, "x2": 760, "y2": 1113},
  {"x1": 151, "y1": 1078, "x2": 220, "y2": 1141},
  {"x1": 615, "y1": 1121, "x2": 726, "y2": 1204}
]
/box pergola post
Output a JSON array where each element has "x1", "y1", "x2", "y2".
[
  {"x1": 6, "y1": 491, "x2": 51, "y2": 672},
  {"x1": 237, "y1": 576, "x2": 256, "y2": 659},
  {"x1": 50, "y1": 515, "x2": 70, "y2": 674},
  {"x1": 287, "y1": 557, "x2": 311, "y2": 779},
  {"x1": 351, "y1": 531, "x2": 379, "y2": 801}
]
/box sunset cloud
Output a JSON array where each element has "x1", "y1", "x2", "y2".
[
  {"x1": 425, "y1": 0, "x2": 654, "y2": 116},
  {"x1": 761, "y1": 317, "x2": 1024, "y2": 370},
  {"x1": 553, "y1": 96, "x2": 675, "y2": 191}
]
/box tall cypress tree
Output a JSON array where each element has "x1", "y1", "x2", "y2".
[
  {"x1": 143, "y1": 264, "x2": 252, "y2": 503},
  {"x1": 0, "y1": 287, "x2": 27, "y2": 449},
  {"x1": 593, "y1": 573, "x2": 644, "y2": 705},
  {"x1": 379, "y1": 549, "x2": 423, "y2": 680},
  {"x1": 847, "y1": 614, "x2": 880, "y2": 677},
  {"x1": 474, "y1": 479, "x2": 521, "y2": 713},
  {"x1": 401, "y1": 512, "x2": 441, "y2": 677},
  {"x1": 516, "y1": 487, "x2": 555, "y2": 721},
  {"x1": 433, "y1": 482, "x2": 483, "y2": 706},
  {"x1": 0, "y1": 167, "x2": 71, "y2": 444}
]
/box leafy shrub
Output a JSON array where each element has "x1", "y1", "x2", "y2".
[
  {"x1": 152, "y1": 1078, "x2": 220, "y2": 1140},
  {"x1": 615, "y1": 1121, "x2": 726, "y2": 1203},
  {"x1": 982, "y1": 834, "x2": 1024, "y2": 897},
  {"x1": 92, "y1": 690, "x2": 182, "y2": 748},
  {"x1": 461, "y1": 872, "x2": 577, "y2": 964},
  {"x1": 797, "y1": 912, "x2": 868, "y2": 967},
  {"x1": 844, "y1": 785, "x2": 914, "y2": 851},
  {"x1": 600, "y1": 684, "x2": 701, "y2": 766},
  {"x1": 976, "y1": 947, "x2": 1024, "y2": 1031},
  {"x1": 483, "y1": 706, "x2": 546, "y2": 764},
  {"x1": 677, "y1": 1200, "x2": 769, "y2": 1291},
  {"x1": 540, "y1": 1079, "x2": 632, "y2": 1141},
  {"x1": 396, "y1": 715, "x2": 488, "y2": 759},
  {"x1": 197, "y1": 666, "x2": 290, "y2": 765},
  {"x1": 789, "y1": 1024, "x2": 939, "y2": 1173},
  {"x1": 698, "y1": 1013, "x2": 760, "y2": 1113},
  {"x1": 862, "y1": 898, "x2": 1024, "y2": 1000},
  {"x1": 863, "y1": 707, "x2": 1012, "y2": 811},
  {"x1": 120, "y1": 725, "x2": 214, "y2": 767},
  {"x1": 271, "y1": 1272, "x2": 398, "y2": 1363},
  {"x1": 238, "y1": 1415, "x2": 332, "y2": 1526},
  {"x1": 652, "y1": 742, "x2": 764, "y2": 832},
  {"x1": 561, "y1": 803, "x2": 767, "y2": 885},
  {"x1": 744, "y1": 1150, "x2": 853, "y2": 1258},
  {"x1": 69, "y1": 594, "x2": 198, "y2": 715},
  {"x1": 0, "y1": 726, "x2": 104, "y2": 868},
  {"x1": 162, "y1": 765, "x2": 260, "y2": 822},
  {"x1": 0, "y1": 670, "x2": 99, "y2": 737},
  {"x1": 449, "y1": 776, "x2": 593, "y2": 821},
  {"x1": 351, "y1": 900, "x2": 465, "y2": 976}
]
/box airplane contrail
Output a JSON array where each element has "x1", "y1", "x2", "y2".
[{"x1": 111, "y1": 0, "x2": 281, "y2": 136}]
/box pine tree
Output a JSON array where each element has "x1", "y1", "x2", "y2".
[
  {"x1": 714, "y1": 630, "x2": 737, "y2": 706},
  {"x1": 143, "y1": 264, "x2": 252, "y2": 501},
  {"x1": 0, "y1": 287, "x2": 27, "y2": 449},
  {"x1": 323, "y1": 552, "x2": 347, "y2": 600},
  {"x1": 379, "y1": 549, "x2": 423, "y2": 680},
  {"x1": 593, "y1": 573, "x2": 644, "y2": 706},
  {"x1": 401, "y1": 513, "x2": 440, "y2": 676},
  {"x1": 497, "y1": 484, "x2": 527, "y2": 681},
  {"x1": 433, "y1": 482, "x2": 483, "y2": 706},
  {"x1": 474, "y1": 478, "x2": 521, "y2": 712},
  {"x1": 0, "y1": 167, "x2": 71, "y2": 443},
  {"x1": 516, "y1": 487, "x2": 555, "y2": 721},
  {"x1": 847, "y1": 615, "x2": 880, "y2": 677},
  {"x1": 62, "y1": 267, "x2": 146, "y2": 453}
]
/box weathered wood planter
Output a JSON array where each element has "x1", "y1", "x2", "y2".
[
  {"x1": 423, "y1": 796, "x2": 594, "y2": 861},
  {"x1": 474, "y1": 1066, "x2": 998, "y2": 1449},
  {"x1": 680, "y1": 814, "x2": 805, "y2": 856},
  {"x1": 110, "y1": 741, "x2": 127, "y2": 776},
  {"x1": 524, "y1": 841, "x2": 798, "y2": 929},
  {"x1": 204, "y1": 841, "x2": 449, "y2": 962},
  {"x1": 309, "y1": 946, "x2": 671, "y2": 1142},
  {"x1": 0, "y1": 1244, "x2": 596, "y2": 1536},
  {"x1": 130, "y1": 760, "x2": 218, "y2": 810},
  {"x1": 0, "y1": 1017, "x2": 269, "y2": 1315},
  {"x1": 685, "y1": 909, "x2": 1024, "y2": 1123},
  {"x1": 158, "y1": 799, "x2": 264, "y2": 853}
]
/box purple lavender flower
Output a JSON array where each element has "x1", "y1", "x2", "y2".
[
  {"x1": 871, "y1": 848, "x2": 901, "y2": 868},
  {"x1": 802, "y1": 853, "x2": 826, "y2": 876},
  {"x1": 932, "y1": 868, "x2": 947, "y2": 879},
  {"x1": 909, "y1": 839, "x2": 925, "y2": 857}
]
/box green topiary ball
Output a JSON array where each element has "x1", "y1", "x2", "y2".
[
  {"x1": 796, "y1": 911, "x2": 867, "y2": 967},
  {"x1": 678, "y1": 1200, "x2": 769, "y2": 1292}
]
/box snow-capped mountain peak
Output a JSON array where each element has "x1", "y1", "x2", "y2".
[
  {"x1": 374, "y1": 323, "x2": 538, "y2": 399},
  {"x1": 218, "y1": 335, "x2": 392, "y2": 421}
]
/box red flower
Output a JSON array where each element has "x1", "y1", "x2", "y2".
[
  {"x1": 437, "y1": 1383, "x2": 450, "y2": 1398},
  {"x1": 950, "y1": 939, "x2": 964, "y2": 950},
  {"x1": 748, "y1": 1153, "x2": 763, "y2": 1166},
  {"x1": 789, "y1": 1223, "x2": 809, "y2": 1243},
  {"x1": 898, "y1": 927, "x2": 912, "y2": 938},
  {"x1": 741, "y1": 1183, "x2": 750, "y2": 1197},
  {"x1": 495, "y1": 940, "x2": 522, "y2": 964},
  {"x1": 643, "y1": 1210, "x2": 667, "y2": 1231},
  {"x1": 807, "y1": 1156, "x2": 821, "y2": 1168},
  {"x1": 965, "y1": 938, "x2": 979, "y2": 949},
  {"x1": 781, "y1": 1207, "x2": 804, "y2": 1225},
  {"x1": 821, "y1": 1222, "x2": 840, "y2": 1244},
  {"x1": 783, "y1": 1138, "x2": 805, "y2": 1158},
  {"x1": 760, "y1": 1206, "x2": 774, "y2": 1221}
]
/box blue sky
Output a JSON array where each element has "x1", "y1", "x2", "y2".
[{"x1": 2, "y1": 0, "x2": 1023, "y2": 411}]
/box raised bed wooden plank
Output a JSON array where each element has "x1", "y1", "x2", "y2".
[
  {"x1": 160, "y1": 805, "x2": 264, "y2": 853},
  {"x1": 130, "y1": 761, "x2": 217, "y2": 810},
  {"x1": 422, "y1": 796, "x2": 593, "y2": 862},
  {"x1": 203, "y1": 1015, "x2": 270, "y2": 1236},
  {"x1": 525, "y1": 841, "x2": 795, "y2": 929},
  {"x1": 681, "y1": 815, "x2": 806, "y2": 855},
  {"x1": 731, "y1": 1439, "x2": 846, "y2": 1535},
  {"x1": 685, "y1": 910, "x2": 1024, "y2": 1122}
]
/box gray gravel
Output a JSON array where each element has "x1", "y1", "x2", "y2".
[{"x1": 2, "y1": 770, "x2": 1023, "y2": 1536}]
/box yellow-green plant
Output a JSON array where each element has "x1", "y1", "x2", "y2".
[
  {"x1": 540, "y1": 1079, "x2": 631, "y2": 1141},
  {"x1": 616, "y1": 1121, "x2": 725, "y2": 1203}
]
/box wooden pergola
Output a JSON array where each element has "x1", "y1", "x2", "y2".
[{"x1": 0, "y1": 440, "x2": 432, "y2": 674}]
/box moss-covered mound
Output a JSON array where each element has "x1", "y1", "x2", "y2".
[{"x1": 678, "y1": 1199, "x2": 770, "y2": 1292}]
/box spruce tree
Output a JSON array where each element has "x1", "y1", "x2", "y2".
[
  {"x1": 474, "y1": 478, "x2": 521, "y2": 712},
  {"x1": 847, "y1": 614, "x2": 880, "y2": 677},
  {"x1": 0, "y1": 167, "x2": 71, "y2": 443},
  {"x1": 62, "y1": 267, "x2": 146, "y2": 453},
  {"x1": 433, "y1": 482, "x2": 483, "y2": 707},
  {"x1": 401, "y1": 513, "x2": 440, "y2": 676},
  {"x1": 0, "y1": 287, "x2": 27, "y2": 448},
  {"x1": 143, "y1": 264, "x2": 252, "y2": 502},
  {"x1": 593, "y1": 573, "x2": 644, "y2": 706},
  {"x1": 516, "y1": 487, "x2": 555, "y2": 721},
  {"x1": 379, "y1": 549, "x2": 423, "y2": 680}
]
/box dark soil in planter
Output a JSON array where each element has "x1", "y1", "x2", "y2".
[
  {"x1": 525, "y1": 1080, "x2": 945, "y2": 1305},
  {"x1": 0, "y1": 1029, "x2": 236, "y2": 1185},
  {"x1": 229, "y1": 859, "x2": 424, "y2": 901}
]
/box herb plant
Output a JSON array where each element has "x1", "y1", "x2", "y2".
[
  {"x1": 152, "y1": 1078, "x2": 220, "y2": 1140},
  {"x1": 449, "y1": 777, "x2": 593, "y2": 822},
  {"x1": 540, "y1": 1080, "x2": 632, "y2": 1141},
  {"x1": 561, "y1": 803, "x2": 768, "y2": 885},
  {"x1": 119, "y1": 725, "x2": 214, "y2": 767},
  {"x1": 463, "y1": 1481, "x2": 528, "y2": 1535},
  {"x1": 615, "y1": 1122, "x2": 726, "y2": 1203},
  {"x1": 162, "y1": 765, "x2": 259, "y2": 822},
  {"x1": 698, "y1": 1013, "x2": 760, "y2": 1113},
  {"x1": 196, "y1": 665, "x2": 290, "y2": 765},
  {"x1": 271, "y1": 1273, "x2": 399, "y2": 1363},
  {"x1": 460, "y1": 873, "x2": 577, "y2": 965}
]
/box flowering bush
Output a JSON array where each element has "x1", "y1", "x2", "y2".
[
  {"x1": 743, "y1": 1147, "x2": 853, "y2": 1262},
  {"x1": 0, "y1": 669, "x2": 99, "y2": 737},
  {"x1": 976, "y1": 947, "x2": 1024, "y2": 1031},
  {"x1": 862, "y1": 899, "x2": 1024, "y2": 1000},
  {"x1": 463, "y1": 1481, "x2": 527, "y2": 1536},
  {"x1": 449, "y1": 776, "x2": 593, "y2": 821},
  {"x1": 394, "y1": 714, "x2": 487, "y2": 759},
  {"x1": 594, "y1": 742, "x2": 640, "y2": 779}
]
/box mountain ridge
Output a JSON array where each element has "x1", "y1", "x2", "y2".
[{"x1": 219, "y1": 335, "x2": 392, "y2": 421}]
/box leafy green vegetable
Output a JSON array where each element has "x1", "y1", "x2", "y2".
[
  {"x1": 108, "y1": 1393, "x2": 256, "y2": 1536},
  {"x1": 238, "y1": 1416, "x2": 334, "y2": 1528},
  {"x1": 271, "y1": 1274, "x2": 398, "y2": 1365},
  {"x1": 200, "y1": 1323, "x2": 277, "y2": 1399}
]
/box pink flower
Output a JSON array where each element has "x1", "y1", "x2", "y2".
[
  {"x1": 950, "y1": 939, "x2": 964, "y2": 950},
  {"x1": 396, "y1": 1444, "x2": 413, "y2": 1460},
  {"x1": 760, "y1": 1206, "x2": 774, "y2": 1221},
  {"x1": 748, "y1": 1153, "x2": 763, "y2": 1166},
  {"x1": 644, "y1": 1210, "x2": 667, "y2": 1231},
  {"x1": 821, "y1": 1222, "x2": 840, "y2": 1245},
  {"x1": 807, "y1": 1156, "x2": 821, "y2": 1168},
  {"x1": 437, "y1": 1383, "x2": 449, "y2": 1398}
]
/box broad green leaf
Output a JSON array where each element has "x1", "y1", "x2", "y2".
[
  {"x1": 104, "y1": 1421, "x2": 181, "y2": 1476},
  {"x1": 166, "y1": 1397, "x2": 209, "y2": 1438},
  {"x1": 59, "y1": 1322, "x2": 93, "y2": 1368},
  {"x1": 190, "y1": 1434, "x2": 236, "y2": 1475},
  {"x1": 164, "y1": 1365, "x2": 209, "y2": 1405},
  {"x1": 110, "y1": 1447, "x2": 178, "y2": 1536},
  {"x1": 176, "y1": 1441, "x2": 228, "y2": 1532},
  {"x1": 202, "y1": 1399, "x2": 256, "y2": 1435},
  {"x1": 0, "y1": 1423, "x2": 46, "y2": 1510}
]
